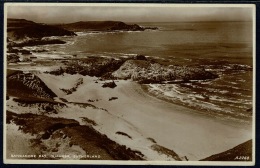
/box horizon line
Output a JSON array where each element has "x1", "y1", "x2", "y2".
[{"x1": 6, "y1": 18, "x2": 252, "y2": 24}]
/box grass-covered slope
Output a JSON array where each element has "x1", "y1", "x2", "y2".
[
  {"x1": 7, "y1": 70, "x2": 57, "y2": 100},
  {"x1": 201, "y1": 140, "x2": 252, "y2": 161},
  {"x1": 7, "y1": 111, "x2": 144, "y2": 160}
]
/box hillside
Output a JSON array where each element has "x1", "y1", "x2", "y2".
[
  {"x1": 7, "y1": 18, "x2": 76, "y2": 40},
  {"x1": 201, "y1": 140, "x2": 252, "y2": 161},
  {"x1": 57, "y1": 21, "x2": 146, "y2": 32}
]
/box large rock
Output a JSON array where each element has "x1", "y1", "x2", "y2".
[
  {"x1": 133, "y1": 54, "x2": 147, "y2": 60},
  {"x1": 102, "y1": 81, "x2": 117, "y2": 88}
]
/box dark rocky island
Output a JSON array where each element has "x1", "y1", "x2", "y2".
[{"x1": 57, "y1": 21, "x2": 156, "y2": 32}]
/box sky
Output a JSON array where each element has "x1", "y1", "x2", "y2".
[{"x1": 6, "y1": 4, "x2": 254, "y2": 23}]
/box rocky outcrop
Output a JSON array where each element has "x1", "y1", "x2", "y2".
[
  {"x1": 7, "y1": 71, "x2": 57, "y2": 100},
  {"x1": 102, "y1": 81, "x2": 117, "y2": 88},
  {"x1": 7, "y1": 18, "x2": 76, "y2": 40},
  {"x1": 13, "y1": 98, "x2": 66, "y2": 114},
  {"x1": 7, "y1": 47, "x2": 32, "y2": 54},
  {"x1": 151, "y1": 144, "x2": 182, "y2": 161},
  {"x1": 7, "y1": 18, "x2": 76, "y2": 50},
  {"x1": 9, "y1": 39, "x2": 66, "y2": 47},
  {"x1": 7, "y1": 54, "x2": 20, "y2": 63},
  {"x1": 46, "y1": 56, "x2": 217, "y2": 83},
  {"x1": 144, "y1": 27, "x2": 158, "y2": 30},
  {"x1": 46, "y1": 55, "x2": 217, "y2": 84},
  {"x1": 48, "y1": 57, "x2": 125, "y2": 77},
  {"x1": 133, "y1": 54, "x2": 147, "y2": 60},
  {"x1": 112, "y1": 59, "x2": 218, "y2": 83},
  {"x1": 60, "y1": 78, "x2": 83, "y2": 95},
  {"x1": 57, "y1": 21, "x2": 146, "y2": 32}
]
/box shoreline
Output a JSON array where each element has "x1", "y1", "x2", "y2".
[{"x1": 140, "y1": 84, "x2": 252, "y2": 124}]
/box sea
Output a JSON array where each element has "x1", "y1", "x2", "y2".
[{"x1": 28, "y1": 21, "x2": 253, "y2": 123}]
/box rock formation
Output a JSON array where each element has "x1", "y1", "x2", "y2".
[{"x1": 112, "y1": 59, "x2": 218, "y2": 83}]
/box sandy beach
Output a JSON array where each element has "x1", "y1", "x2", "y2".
[{"x1": 36, "y1": 73, "x2": 252, "y2": 160}]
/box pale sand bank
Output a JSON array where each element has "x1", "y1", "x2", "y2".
[
  {"x1": 6, "y1": 121, "x2": 88, "y2": 160},
  {"x1": 6, "y1": 123, "x2": 38, "y2": 159},
  {"x1": 37, "y1": 73, "x2": 252, "y2": 160}
]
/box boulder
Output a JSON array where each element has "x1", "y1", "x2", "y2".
[
  {"x1": 102, "y1": 81, "x2": 117, "y2": 88},
  {"x1": 7, "y1": 54, "x2": 20, "y2": 63},
  {"x1": 134, "y1": 54, "x2": 147, "y2": 60}
]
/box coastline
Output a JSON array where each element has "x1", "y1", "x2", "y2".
[{"x1": 5, "y1": 18, "x2": 253, "y2": 162}]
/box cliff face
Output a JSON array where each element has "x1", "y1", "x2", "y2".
[
  {"x1": 7, "y1": 18, "x2": 76, "y2": 40},
  {"x1": 57, "y1": 21, "x2": 145, "y2": 32}
]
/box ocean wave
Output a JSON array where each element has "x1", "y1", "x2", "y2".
[
  {"x1": 145, "y1": 83, "x2": 252, "y2": 120},
  {"x1": 204, "y1": 64, "x2": 252, "y2": 72},
  {"x1": 64, "y1": 40, "x2": 75, "y2": 46},
  {"x1": 75, "y1": 32, "x2": 100, "y2": 36},
  {"x1": 210, "y1": 96, "x2": 249, "y2": 104},
  {"x1": 75, "y1": 30, "x2": 143, "y2": 36}
]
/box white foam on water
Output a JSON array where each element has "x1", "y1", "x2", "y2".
[{"x1": 32, "y1": 53, "x2": 72, "y2": 59}]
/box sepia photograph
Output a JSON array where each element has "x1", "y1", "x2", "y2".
[{"x1": 3, "y1": 3, "x2": 255, "y2": 165}]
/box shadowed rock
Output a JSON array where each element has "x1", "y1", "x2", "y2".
[{"x1": 102, "y1": 81, "x2": 117, "y2": 88}]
